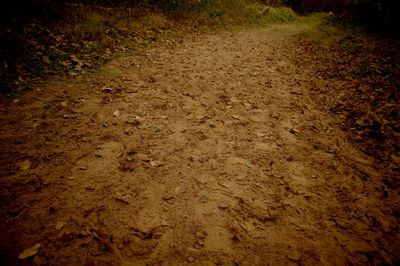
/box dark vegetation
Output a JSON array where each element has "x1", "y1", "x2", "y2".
[
  {"x1": 0, "y1": 0, "x2": 297, "y2": 94},
  {"x1": 284, "y1": 0, "x2": 399, "y2": 38},
  {"x1": 0, "y1": 0, "x2": 398, "y2": 95},
  {"x1": 305, "y1": 19, "x2": 399, "y2": 172}
]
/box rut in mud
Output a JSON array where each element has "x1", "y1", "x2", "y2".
[{"x1": 1, "y1": 25, "x2": 399, "y2": 265}]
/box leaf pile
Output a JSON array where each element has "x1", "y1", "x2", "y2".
[
  {"x1": 300, "y1": 16, "x2": 400, "y2": 174},
  {"x1": 0, "y1": 3, "x2": 206, "y2": 95}
]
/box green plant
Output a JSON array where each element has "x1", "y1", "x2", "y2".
[{"x1": 263, "y1": 6, "x2": 299, "y2": 23}]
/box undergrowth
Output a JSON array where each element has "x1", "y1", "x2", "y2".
[
  {"x1": 0, "y1": 0, "x2": 300, "y2": 96},
  {"x1": 302, "y1": 12, "x2": 399, "y2": 84},
  {"x1": 300, "y1": 12, "x2": 400, "y2": 162}
]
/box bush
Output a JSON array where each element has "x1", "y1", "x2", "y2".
[
  {"x1": 282, "y1": 0, "x2": 399, "y2": 38},
  {"x1": 264, "y1": 6, "x2": 299, "y2": 22}
]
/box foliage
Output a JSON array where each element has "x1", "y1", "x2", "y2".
[
  {"x1": 0, "y1": 0, "x2": 300, "y2": 95},
  {"x1": 263, "y1": 6, "x2": 298, "y2": 23},
  {"x1": 282, "y1": 0, "x2": 399, "y2": 38},
  {"x1": 299, "y1": 12, "x2": 400, "y2": 164}
]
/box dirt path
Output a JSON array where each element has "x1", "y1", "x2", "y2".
[{"x1": 1, "y1": 25, "x2": 399, "y2": 265}]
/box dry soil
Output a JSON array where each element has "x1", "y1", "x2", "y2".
[{"x1": 1, "y1": 24, "x2": 399, "y2": 265}]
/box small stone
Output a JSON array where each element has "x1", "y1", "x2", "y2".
[
  {"x1": 163, "y1": 195, "x2": 174, "y2": 200},
  {"x1": 232, "y1": 115, "x2": 241, "y2": 120},
  {"x1": 174, "y1": 186, "x2": 186, "y2": 194},
  {"x1": 163, "y1": 195, "x2": 175, "y2": 204},
  {"x1": 218, "y1": 202, "x2": 229, "y2": 209},
  {"x1": 187, "y1": 247, "x2": 201, "y2": 253},
  {"x1": 67, "y1": 176, "x2": 76, "y2": 180},
  {"x1": 288, "y1": 249, "x2": 302, "y2": 261},
  {"x1": 196, "y1": 231, "x2": 207, "y2": 239},
  {"x1": 196, "y1": 175, "x2": 212, "y2": 184},
  {"x1": 199, "y1": 196, "x2": 208, "y2": 203},
  {"x1": 113, "y1": 110, "x2": 120, "y2": 117}
]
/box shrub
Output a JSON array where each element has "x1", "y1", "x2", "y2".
[{"x1": 264, "y1": 6, "x2": 299, "y2": 23}]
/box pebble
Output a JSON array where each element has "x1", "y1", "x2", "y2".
[
  {"x1": 218, "y1": 202, "x2": 229, "y2": 209},
  {"x1": 199, "y1": 196, "x2": 208, "y2": 203},
  {"x1": 174, "y1": 186, "x2": 186, "y2": 194},
  {"x1": 127, "y1": 88, "x2": 139, "y2": 93}
]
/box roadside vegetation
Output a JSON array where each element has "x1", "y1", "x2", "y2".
[
  {"x1": 299, "y1": 12, "x2": 399, "y2": 169},
  {"x1": 1, "y1": 1, "x2": 398, "y2": 108},
  {"x1": 0, "y1": 0, "x2": 299, "y2": 95}
]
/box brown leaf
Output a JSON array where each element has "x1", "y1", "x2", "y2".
[
  {"x1": 18, "y1": 243, "x2": 41, "y2": 259},
  {"x1": 55, "y1": 221, "x2": 65, "y2": 230},
  {"x1": 18, "y1": 159, "x2": 32, "y2": 170}
]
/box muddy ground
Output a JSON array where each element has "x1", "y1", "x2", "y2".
[{"x1": 1, "y1": 24, "x2": 399, "y2": 265}]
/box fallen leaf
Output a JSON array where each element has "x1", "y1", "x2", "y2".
[
  {"x1": 55, "y1": 221, "x2": 65, "y2": 230},
  {"x1": 196, "y1": 114, "x2": 206, "y2": 120},
  {"x1": 102, "y1": 86, "x2": 113, "y2": 93},
  {"x1": 391, "y1": 154, "x2": 400, "y2": 164},
  {"x1": 42, "y1": 56, "x2": 50, "y2": 64},
  {"x1": 135, "y1": 116, "x2": 144, "y2": 123},
  {"x1": 18, "y1": 159, "x2": 32, "y2": 170},
  {"x1": 18, "y1": 243, "x2": 41, "y2": 260},
  {"x1": 68, "y1": 72, "x2": 79, "y2": 76},
  {"x1": 150, "y1": 160, "x2": 160, "y2": 167}
]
